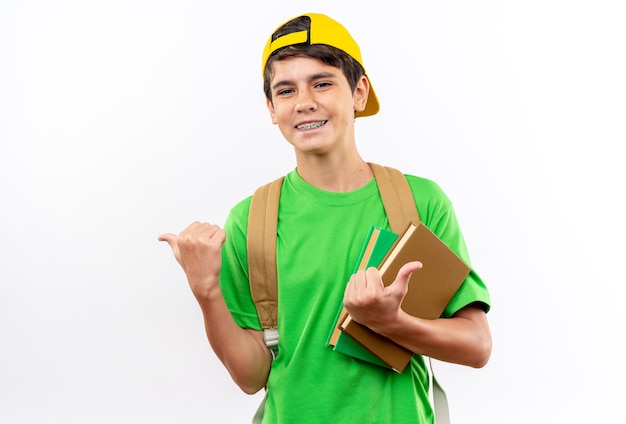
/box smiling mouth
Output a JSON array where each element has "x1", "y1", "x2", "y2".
[{"x1": 296, "y1": 120, "x2": 328, "y2": 130}]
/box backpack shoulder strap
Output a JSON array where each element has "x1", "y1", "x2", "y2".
[
  {"x1": 247, "y1": 176, "x2": 283, "y2": 342},
  {"x1": 368, "y1": 162, "x2": 419, "y2": 231}
]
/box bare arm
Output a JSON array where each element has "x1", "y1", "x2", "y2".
[
  {"x1": 159, "y1": 222, "x2": 272, "y2": 394},
  {"x1": 343, "y1": 262, "x2": 492, "y2": 368}
]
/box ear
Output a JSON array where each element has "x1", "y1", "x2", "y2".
[
  {"x1": 353, "y1": 75, "x2": 370, "y2": 113},
  {"x1": 266, "y1": 97, "x2": 278, "y2": 124}
]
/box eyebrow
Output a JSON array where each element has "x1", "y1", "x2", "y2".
[{"x1": 271, "y1": 71, "x2": 339, "y2": 91}]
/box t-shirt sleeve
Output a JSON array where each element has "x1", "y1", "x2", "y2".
[
  {"x1": 407, "y1": 176, "x2": 491, "y2": 317},
  {"x1": 219, "y1": 197, "x2": 264, "y2": 330}
]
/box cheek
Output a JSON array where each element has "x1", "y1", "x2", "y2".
[
  {"x1": 270, "y1": 101, "x2": 289, "y2": 121},
  {"x1": 273, "y1": 109, "x2": 289, "y2": 126}
]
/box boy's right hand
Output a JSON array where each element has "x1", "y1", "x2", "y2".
[{"x1": 158, "y1": 222, "x2": 226, "y2": 301}]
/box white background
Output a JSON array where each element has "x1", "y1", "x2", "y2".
[{"x1": 1, "y1": 1, "x2": 625, "y2": 423}]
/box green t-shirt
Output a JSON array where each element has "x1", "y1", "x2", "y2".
[{"x1": 220, "y1": 169, "x2": 490, "y2": 424}]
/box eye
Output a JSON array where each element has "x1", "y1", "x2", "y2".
[
  {"x1": 276, "y1": 88, "x2": 294, "y2": 96},
  {"x1": 315, "y1": 81, "x2": 332, "y2": 89}
]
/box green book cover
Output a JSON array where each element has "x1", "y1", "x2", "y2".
[
  {"x1": 326, "y1": 225, "x2": 384, "y2": 347},
  {"x1": 326, "y1": 225, "x2": 398, "y2": 368}
]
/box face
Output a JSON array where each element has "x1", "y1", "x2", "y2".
[{"x1": 266, "y1": 56, "x2": 369, "y2": 156}]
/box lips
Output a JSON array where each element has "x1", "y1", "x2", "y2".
[{"x1": 296, "y1": 120, "x2": 328, "y2": 130}]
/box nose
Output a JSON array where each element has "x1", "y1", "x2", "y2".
[{"x1": 295, "y1": 89, "x2": 317, "y2": 113}]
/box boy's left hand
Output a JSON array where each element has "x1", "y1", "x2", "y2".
[{"x1": 343, "y1": 261, "x2": 422, "y2": 331}]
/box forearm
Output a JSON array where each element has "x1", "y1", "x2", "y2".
[
  {"x1": 158, "y1": 225, "x2": 270, "y2": 392},
  {"x1": 373, "y1": 305, "x2": 492, "y2": 368},
  {"x1": 195, "y1": 284, "x2": 272, "y2": 394}
]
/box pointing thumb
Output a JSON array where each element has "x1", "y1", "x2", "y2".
[
  {"x1": 158, "y1": 233, "x2": 177, "y2": 248},
  {"x1": 394, "y1": 261, "x2": 423, "y2": 289}
]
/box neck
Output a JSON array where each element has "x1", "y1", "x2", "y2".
[{"x1": 295, "y1": 154, "x2": 374, "y2": 192}]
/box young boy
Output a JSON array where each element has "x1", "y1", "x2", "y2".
[{"x1": 159, "y1": 13, "x2": 492, "y2": 423}]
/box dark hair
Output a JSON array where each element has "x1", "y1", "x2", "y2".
[{"x1": 263, "y1": 16, "x2": 365, "y2": 102}]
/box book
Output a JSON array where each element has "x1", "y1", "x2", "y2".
[
  {"x1": 326, "y1": 226, "x2": 399, "y2": 367},
  {"x1": 338, "y1": 221, "x2": 471, "y2": 373}
]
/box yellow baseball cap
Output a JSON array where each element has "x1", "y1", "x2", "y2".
[{"x1": 261, "y1": 13, "x2": 379, "y2": 118}]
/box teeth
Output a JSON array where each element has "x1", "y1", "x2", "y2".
[{"x1": 297, "y1": 121, "x2": 326, "y2": 130}]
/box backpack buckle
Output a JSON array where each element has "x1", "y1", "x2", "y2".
[{"x1": 263, "y1": 328, "x2": 279, "y2": 359}]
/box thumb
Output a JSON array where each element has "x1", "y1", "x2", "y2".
[
  {"x1": 392, "y1": 261, "x2": 423, "y2": 291},
  {"x1": 158, "y1": 233, "x2": 182, "y2": 266},
  {"x1": 158, "y1": 233, "x2": 177, "y2": 248}
]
